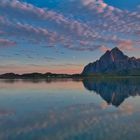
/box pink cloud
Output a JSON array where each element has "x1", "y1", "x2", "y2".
[
  {"x1": 0, "y1": 0, "x2": 139, "y2": 52},
  {"x1": 0, "y1": 0, "x2": 98, "y2": 40},
  {"x1": 118, "y1": 40, "x2": 134, "y2": 51},
  {"x1": 0, "y1": 39, "x2": 16, "y2": 47},
  {"x1": 99, "y1": 46, "x2": 110, "y2": 52}
]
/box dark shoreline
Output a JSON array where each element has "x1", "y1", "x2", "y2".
[{"x1": 0, "y1": 72, "x2": 140, "y2": 80}]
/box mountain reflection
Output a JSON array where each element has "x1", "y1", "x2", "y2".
[{"x1": 82, "y1": 78, "x2": 140, "y2": 107}]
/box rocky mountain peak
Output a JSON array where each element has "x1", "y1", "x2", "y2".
[
  {"x1": 82, "y1": 47, "x2": 140, "y2": 75},
  {"x1": 100, "y1": 47, "x2": 128, "y2": 62}
]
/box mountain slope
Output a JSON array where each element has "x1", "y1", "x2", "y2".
[{"x1": 82, "y1": 47, "x2": 140, "y2": 76}]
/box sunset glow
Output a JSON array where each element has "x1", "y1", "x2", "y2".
[{"x1": 0, "y1": 0, "x2": 140, "y2": 74}]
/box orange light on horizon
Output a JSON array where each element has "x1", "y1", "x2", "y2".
[{"x1": 0, "y1": 65, "x2": 83, "y2": 74}]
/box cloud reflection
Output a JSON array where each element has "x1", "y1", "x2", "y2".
[{"x1": 0, "y1": 78, "x2": 139, "y2": 139}]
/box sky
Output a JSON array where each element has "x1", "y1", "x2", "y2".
[{"x1": 0, "y1": 0, "x2": 140, "y2": 74}]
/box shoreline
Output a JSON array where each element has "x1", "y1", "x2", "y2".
[{"x1": 0, "y1": 75, "x2": 140, "y2": 80}]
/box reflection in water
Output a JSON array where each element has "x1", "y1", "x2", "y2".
[
  {"x1": 1, "y1": 102, "x2": 140, "y2": 140},
  {"x1": 83, "y1": 78, "x2": 140, "y2": 107},
  {"x1": 0, "y1": 78, "x2": 140, "y2": 140},
  {"x1": 0, "y1": 78, "x2": 82, "y2": 83}
]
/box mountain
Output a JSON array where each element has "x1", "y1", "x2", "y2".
[{"x1": 82, "y1": 47, "x2": 140, "y2": 76}]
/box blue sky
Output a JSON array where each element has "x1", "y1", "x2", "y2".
[
  {"x1": 105, "y1": 0, "x2": 140, "y2": 9},
  {"x1": 0, "y1": 0, "x2": 140, "y2": 74},
  {"x1": 22, "y1": 0, "x2": 140, "y2": 9}
]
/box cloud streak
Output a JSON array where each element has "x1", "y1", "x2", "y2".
[
  {"x1": 0, "y1": 0, "x2": 139, "y2": 51},
  {"x1": 0, "y1": 39, "x2": 16, "y2": 47}
]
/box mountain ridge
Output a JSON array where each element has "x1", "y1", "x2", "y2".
[
  {"x1": 0, "y1": 47, "x2": 140, "y2": 79},
  {"x1": 82, "y1": 47, "x2": 140, "y2": 76}
]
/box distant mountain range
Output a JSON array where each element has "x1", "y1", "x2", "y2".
[{"x1": 82, "y1": 47, "x2": 140, "y2": 76}]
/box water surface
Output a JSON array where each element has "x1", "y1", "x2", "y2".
[{"x1": 0, "y1": 78, "x2": 140, "y2": 140}]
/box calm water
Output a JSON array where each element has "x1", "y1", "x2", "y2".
[{"x1": 0, "y1": 78, "x2": 140, "y2": 140}]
